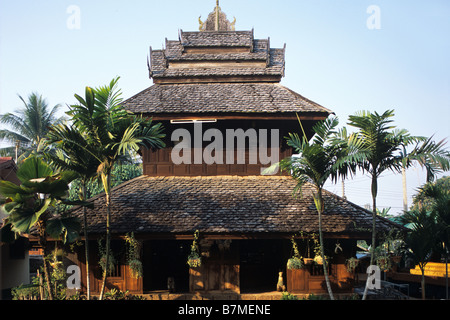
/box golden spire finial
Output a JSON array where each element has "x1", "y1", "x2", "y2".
[{"x1": 215, "y1": 0, "x2": 220, "y2": 31}]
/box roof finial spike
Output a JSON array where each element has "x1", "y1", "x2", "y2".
[{"x1": 215, "y1": 0, "x2": 220, "y2": 31}]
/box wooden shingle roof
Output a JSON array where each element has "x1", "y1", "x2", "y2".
[
  {"x1": 123, "y1": 83, "x2": 332, "y2": 115},
  {"x1": 180, "y1": 31, "x2": 253, "y2": 47},
  {"x1": 148, "y1": 30, "x2": 285, "y2": 83},
  {"x1": 72, "y1": 175, "x2": 401, "y2": 237}
]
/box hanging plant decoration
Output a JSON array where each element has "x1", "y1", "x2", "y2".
[
  {"x1": 287, "y1": 237, "x2": 304, "y2": 270},
  {"x1": 187, "y1": 230, "x2": 202, "y2": 268},
  {"x1": 345, "y1": 257, "x2": 360, "y2": 273},
  {"x1": 98, "y1": 237, "x2": 116, "y2": 276},
  {"x1": 376, "y1": 254, "x2": 392, "y2": 272},
  {"x1": 125, "y1": 232, "x2": 143, "y2": 279},
  {"x1": 310, "y1": 232, "x2": 327, "y2": 265}
]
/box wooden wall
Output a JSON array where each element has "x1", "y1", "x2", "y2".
[
  {"x1": 142, "y1": 119, "x2": 306, "y2": 176},
  {"x1": 72, "y1": 241, "x2": 143, "y2": 295}
]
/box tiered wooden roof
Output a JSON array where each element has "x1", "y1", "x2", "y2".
[
  {"x1": 72, "y1": 176, "x2": 398, "y2": 238},
  {"x1": 147, "y1": 30, "x2": 286, "y2": 84},
  {"x1": 123, "y1": 5, "x2": 331, "y2": 118}
]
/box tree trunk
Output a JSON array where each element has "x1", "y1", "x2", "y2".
[
  {"x1": 420, "y1": 265, "x2": 426, "y2": 300},
  {"x1": 445, "y1": 245, "x2": 448, "y2": 300},
  {"x1": 81, "y1": 183, "x2": 91, "y2": 300},
  {"x1": 318, "y1": 211, "x2": 334, "y2": 300},
  {"x1": 99, "y1": 173, "x2": 111, "y2": 300},
  {"x1": 315, "y1": 190, "x2": 334, "y2": 300},
  {"x1": 363, "y1": 173, "x2": 378, "y2": 300},
  {"x1": 370, "y1": 173, "x2": 378, "y2": 267},
  {"x1": 38, "y1": 220, "x2": 54, "y2": 300},
  {"x1": 402, "y1": 166, "x2": 408, "y2": 212}
]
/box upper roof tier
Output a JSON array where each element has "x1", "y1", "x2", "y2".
[
  {"x1": 148, "y1": 29, "x2": 286, "y2": 84},
  {"x1": 125, "y1": 3, "x2": 331, "y2": 117}
]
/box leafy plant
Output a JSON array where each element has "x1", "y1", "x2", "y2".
[
  {"x1": 125, "y1": 232, "x2": 143, "y2": 279},
  {"x1": 104, "y1": 289, "x2": 146, "y2": 300},
  {"x1": 187, "y1": 230, "x2": 202, "y2": 268},
  {"x1": 345, "y1": 257, "x2": 360, "y2": 273},
  {"x1": 287, "y1": 237, "x2": 303, "y2": 270},
  {"x1": 98, "y1": 237, "x2": 116, "y2": 276},
  {"x1": 281, "y1": 292, "x2": 299, "y2": 300},
  {"x1": 46, "y1": 248, "x2": 68, "y2": 300},
  {"x1": 11, "y1": 283, "x2": 40, "y2": 300},
  {"x1": 0, "y1": 155, "x2": 85, "y2": 300},
  {"x1": 375, "y1": 254, "x2": 392, "y2": 272}
]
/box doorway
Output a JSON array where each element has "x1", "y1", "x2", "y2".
[
  {"x1": 143, "y1": 240, "x2": 190, "y2": 293},
  {"x1": 239, "y1": 239, "x2": 288, "y2": 293}
]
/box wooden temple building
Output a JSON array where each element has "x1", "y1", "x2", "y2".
[{"x1": 69, "y1": 3, "x2": 401, "y2": 298}]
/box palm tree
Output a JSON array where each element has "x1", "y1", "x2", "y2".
[
  {"x1": 0, "y1": 156, "x2": 83, "y2": 299},
  {"x1": 405, "y1": 136, "x2": 450, "y2": 183},
  {"x1": 66, "y1": 77, "x2": 165, "y2": 299},
  {"x1": 279, "y1": 116, "x2": 354, "y2": 300},
  {"x1": 401, "y1": 207, "x2": 439, "y2": 299},
  {"x1": 0, "y1": 93, "x2": 63, "y2": 161},
  {"x1": 45, "y1": 123, "x2": 100, "y2": 300},
  {"x1": 345, "y1": 110, "x2": 417, "y2": 266},
  {"x1": 343, "y1": 109, "x2": 449, "y2": 299},
  {"x1": 400, "y1": 136, "x2": 450, "y2": 211},
  {"x1": 415, "y1": 179, "x2": 450, "y2": 299}
]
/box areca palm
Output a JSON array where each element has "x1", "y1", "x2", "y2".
[
  {"x1": 344, "y1": 109, "x2": 428, "y2": 299},
  {"x1": 403, "y1": 136, "x2": 450, "y2": 183},
  {"x1": 66, "y1": 77, "x2": 165, "y2": 299},
  {"x1": 0, "y1": 93, "x2": 63, "y2": 160},
  {"x1": 400, "y1": 207, "x2": 439, "y2": 299},
  {"x1": 279, "y1": 116, "x2": 353, "y2": 300},
  {"x1": 45, "y1": 123, "x2": 100, "y2": 300}
]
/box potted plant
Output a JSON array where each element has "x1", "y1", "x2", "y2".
[
  {"x1": 187, "y1": 230, "x2": 202, "y2": 268},
  {"x1": 287, "y1": 237, "x2": 304, "y2": 270}
]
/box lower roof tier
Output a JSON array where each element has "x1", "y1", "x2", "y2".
[{"x1": 71, "y1": 175, "x2": 402, "y2": 237}]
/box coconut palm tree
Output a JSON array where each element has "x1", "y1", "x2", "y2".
[
  {"x1": 45, "y1": 123, "x2": 100, "y2": 300},
  {"x1": 0, "y1": 93, "x2": 63, "y2": 161},
  {"x1": 279, "y1": 116, "x2": 355, "y2": 300},
  {"x1": 66, "y1": 77, "x2": 165, "y2": 299}
]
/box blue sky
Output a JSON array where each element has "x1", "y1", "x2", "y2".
[{"x1": 0, "y1": 0, "x2": 449, "y2": 214}]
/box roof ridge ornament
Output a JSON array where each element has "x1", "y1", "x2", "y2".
[{"x1": 199, "y1": 0, "x2": 236, "y2": 32}]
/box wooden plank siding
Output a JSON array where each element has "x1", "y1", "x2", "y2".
[{"x1": 141, "y1": 119, "x2": 308, "y2": 177}]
